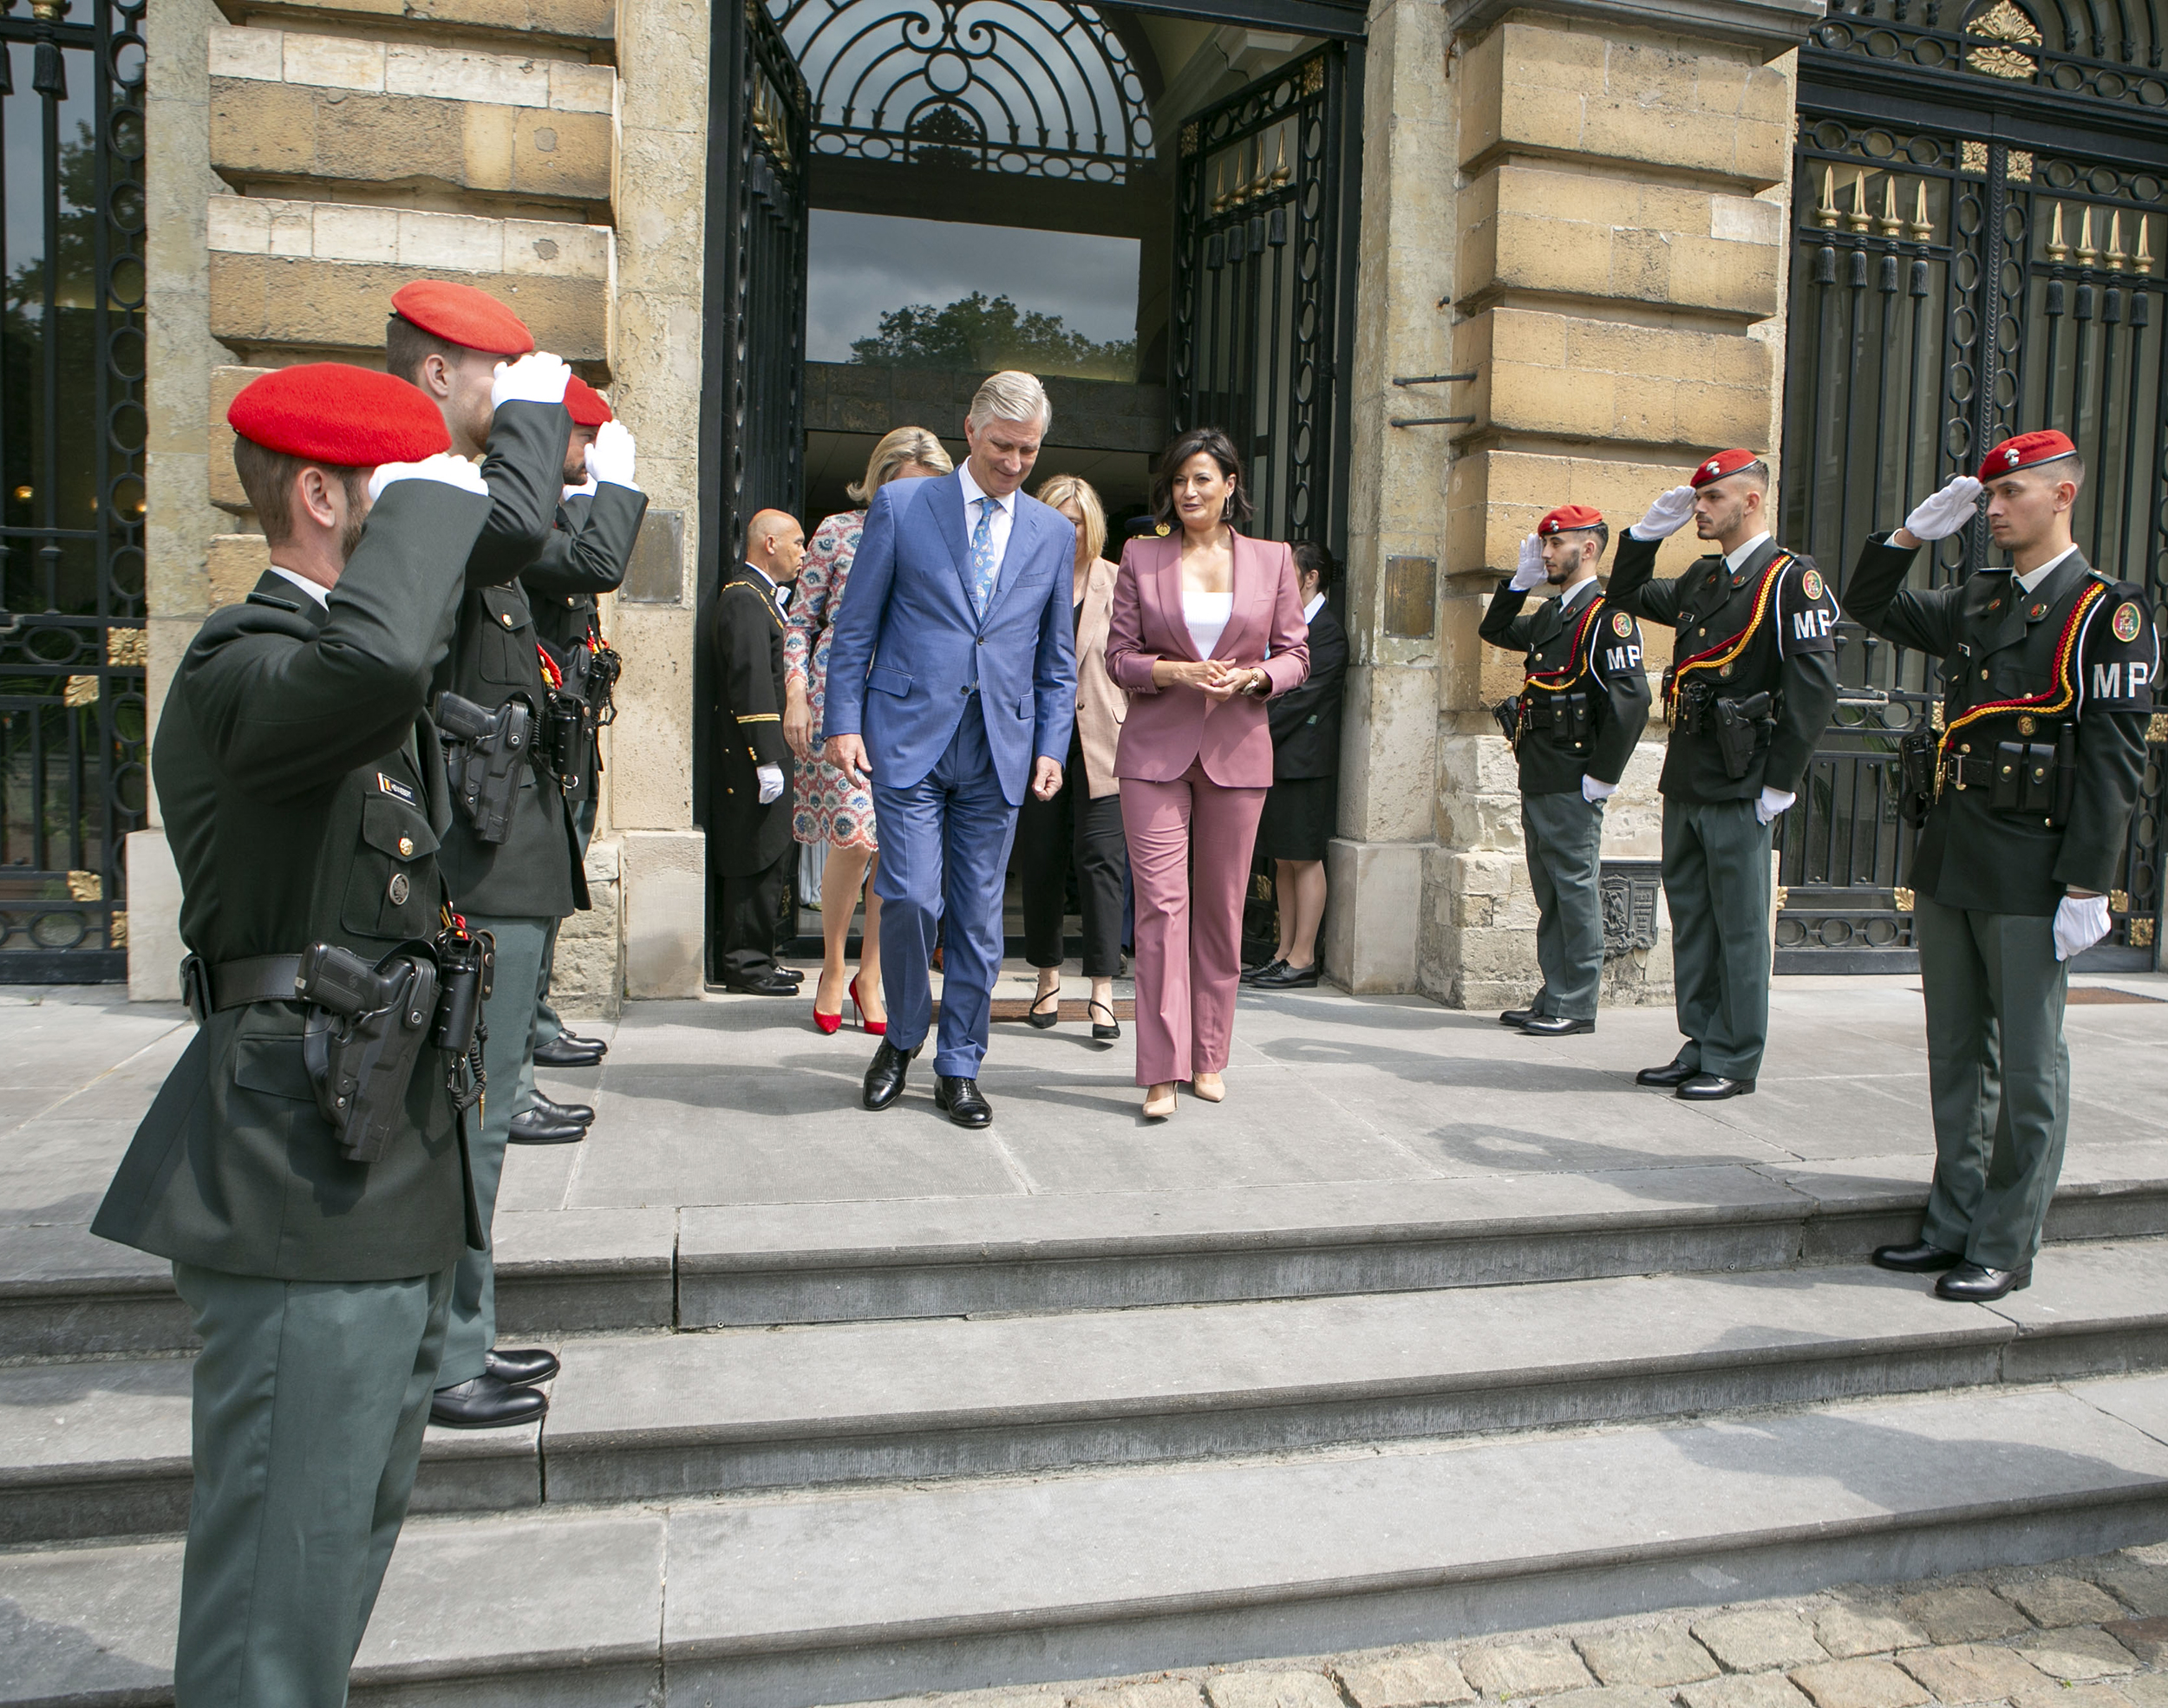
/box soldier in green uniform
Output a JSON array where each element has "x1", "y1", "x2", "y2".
[
  {"x1": 1850, "y1": 431, "x2": 2159, "y2": 1301},
  {"x1": 1609, "y1": 449, "x2": 1841, "y2": 1099},
  {"x1": 516, "y1": 375, "x2": 647, "y2": 1125},
  {"x1": 89, "y1": 363, "x2": 495, "y2": 1705},
  {"x1": 1480, "y1": 504, "x2": 1652, "y2": 1037},
  {"x1": 382, "y1": 279, "x2": 583, "y2": 1427}
]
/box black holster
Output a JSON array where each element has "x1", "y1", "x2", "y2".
[
  {"x1": 1898, "y1": 725, "x2": 1939, "y2": 827},
  {"x1": 296, "y1": 941, "x2": 441, "y2": 1164},
  {"x1": 1492, "y1": 695, "x2": 1523, "y2": 746},
  {"x1": 435, "y1": 691, "x2": 534, "y2": 844},
  {"x1": 1710, "y1": 691, "x2": 1773, "y2": 781}
]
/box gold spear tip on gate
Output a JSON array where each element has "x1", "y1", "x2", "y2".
[
  {"x1": 1269, "y1": 132, "x2": 1290, "y2": 189},
  {"x1": 2106, "y1": 209, "x2": 2127, "y2": 271},
  {"x1": 1908, "y1": 179, "x2": 1933, "y2": 241},
  {"x1": 2077, "y1": 205, "x2": 2100, "y2": 265},
  {"x1": 1877, "y1": 174, "x2": 1903, "y2": 237},
  {"x1": 1813, "y1": 163, "x2": 1840, "y2": 229},
  {"x1": 1845, "y1": 166, "x2": 1873, "y2": 231},
  {"x1": 2047, "y1": 201, "x2": 2069, "y2": 262},
  {"x1": 2139, "y1": 215, "x2": 2154, "y2": 272}
]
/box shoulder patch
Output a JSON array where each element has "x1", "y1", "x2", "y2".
[
  {"x1": 2112, "y1": 599, "x2": 2144, "y2": 642},
  {"x1": 1611, "y1": 610, "x2": 1634, "y2": 637},
  {"x1": 1799, "y1": 567, "x2": 1825, "y2": 603}
]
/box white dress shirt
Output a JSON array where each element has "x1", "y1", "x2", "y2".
[
  {"x1": 2017, "y1": 544, "x2": 2080, "y2": 594},
  {"x1": 1724, "y1": 531, "x2": 1773, "y2": 575},
  {"x1": 1557, "y1": 576, "x2": 1600, "y2": 617},
  {"x1": 1302, "y1": 591, "x2": 1326, "y2": 625},
  {"x1": 957, "y1": 462, "x2": 1016, "y2": 594},
  {"x1": 267, "y1": 564, "x2": 330, "y2": 610}
]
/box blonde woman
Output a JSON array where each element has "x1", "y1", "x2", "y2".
[
  {"x1": 783, "y1": 426, "x2": 953, "y2": 1034},
  {"x1": 1015, "y1": 473, "x2": 1126, "y2": 1042}
]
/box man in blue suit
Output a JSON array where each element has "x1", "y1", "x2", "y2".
[{"x1": 822, "y1": 370, "x2": 1079, "y2": 1126}]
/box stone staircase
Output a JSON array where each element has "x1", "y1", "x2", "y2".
[{"x1": 10, "y1": 1154, "x2": 2168, "y2": 1706}]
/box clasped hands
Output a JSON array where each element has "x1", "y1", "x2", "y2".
[{"x1": 1157, "y1": 656, "x2": 1268, "y2": 702}]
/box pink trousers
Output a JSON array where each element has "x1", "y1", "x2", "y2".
[{"x1": 1120, "y1": 759, "x2": 1268, "y2": 1087}]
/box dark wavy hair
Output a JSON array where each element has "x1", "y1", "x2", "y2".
[
  {"x1": 1150, "y1": 426, "x2": 1253, "y2": 531},
  {"x1": 1291, "y1": 541, "x2": 1337, "y2": 593}
]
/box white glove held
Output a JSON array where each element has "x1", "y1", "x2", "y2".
[
  {"x1": 1754, "y1": 786, "x2": 1796, "y2": 826},
  {"x1": 1630, "y1": 486, "x2": 1698, "y2": 541},
  {"x1": 1903, "y1": 475, "x2": 1984, "y2": 543},
  {"x1": 1510, "y1": 535, "x2": 1547, "y2": 592},
  {"x1": 367, "y1": 453, "x2": 489, "y2": 501},
  {"x1": 491, "y1": 351, "x2": 572, "y2": 407},
  {"x1": 1583, "y1": 775, "x2": 1618, "y2": 803},
  {"x1": 756, "y1": 763, "x2": 785, "y2": 805},
  {"x1": 2054, "y1": 893, "x2": 2112, "y2": 962},
  {"x1": 585, "y1": 420, "x2": 638, "y2": 490}
]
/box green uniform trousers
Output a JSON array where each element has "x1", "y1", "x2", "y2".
[
  {"x1": 172, "y1": 1261, "x2": 452, "y2": 1708},
  {"x1": 533, "y1": 799, "x2": 597, "y2": 1049},
  {"x1": 1662, "y1": 796, "x2": 1775, "y2": 1080},
  {"x1": 441, "y1": 911, "x2": 550, "y2": 1386},
  {"x1": 1521, "y1": 791, "x2": 1607, "y2": 1022},
  {"x1": 1914, "y1": 893, "x2": 2071, "y2": 1270}
]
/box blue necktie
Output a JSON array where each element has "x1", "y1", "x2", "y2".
[{"x1": 968, "y1": 497, "x2": 999, "y2": 619}]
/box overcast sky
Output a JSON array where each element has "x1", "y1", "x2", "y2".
[{"x1": 805, "y1": 211, "x2": 1140, "y2": 362}]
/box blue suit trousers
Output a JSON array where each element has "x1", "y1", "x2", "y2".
[{"x1": 872, "y1": 701, "x2": 1020, "y2": 1079}]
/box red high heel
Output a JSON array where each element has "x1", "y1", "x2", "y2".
[
  {"x1": 812, "y1": 975, "x2": 844, "y2": 1035},
  {"x1": 850, "y1": 975, "x2": 886, "y2": 1036}
]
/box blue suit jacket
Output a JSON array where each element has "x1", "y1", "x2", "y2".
[{"x1": 823, "y1": 470, "x2": 1079, "y2": 806}]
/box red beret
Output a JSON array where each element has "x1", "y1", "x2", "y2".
[
  {"x1": 1538, "y1": 505, "x2": 1603, "y2": 535},
  {"x1": 227, "y1": 363, "x2": 451, "y2": 466},
  {"x1": 390, "y1": 279, "x2": 534, "y2": 357},
  {"x1": 1689, "y1": 448, "x2": 1765, "y2": 488},
  {"x1": 565, "y1": 376, "x2": 613, "y2": 427},
  {"x1": 1978, "y1": 429, "x2": 2078, "y2": 482}
]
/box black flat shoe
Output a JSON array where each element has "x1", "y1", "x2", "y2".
[
  {"x1": 935, "y1": 1075, "x2": 993, "y2": 1128},
  {"x1": 508, "y1": 1108, "x2": 588, "y2": 1144},
  {"x1": 529, "y1": 1089, "x2": 594, "y2": 1125},
  {"x1": 1089, "y1": 999, "x2": 1121, "y2": 1042},
  {"x1": 485, "y1": 1346, "x2": 560, "y2": 1386},
  {"x1": 1935, "y1": 1260, "x2": 2033, "y2": 1301},
  {"x1": 725, "y1": 972, "x2": 801, "y2": 996},
  {"x1": 1676, "y1": 1073, "x2": 1754, "y2": 1101},
  {"x1": 1241, "y1": 959, "x2": 1287, "y2": 986},
  {"x1": 430, "y1": 1373, "x2": 547, "y2": 1429},
  {"x1": 1518, "y1": 1015, "x2": 1593, "y2": 1037},
  {"x1": 1636, "y1": 1056, "x2": 1700, "y2": 1088},
  {"x1": 1499, "y1": 1008, "x2": 1537, "y2": 1027},
  {"x1": 1250, "y1": 960, "x2": 1321, "y2": 990},
  {"x1": 1873, "y1": 1241, "x2": 1964, "y2": 1274},
  {"x1": 1026, "y1": 988, "x2": 1061, "y2": 1029},
  {"x1": 863, "y1": 1039, "x2": 918, "y2": 1110},
  {"x1": 532, "y1": 1035, "x2": 604, "y2": 1068}
]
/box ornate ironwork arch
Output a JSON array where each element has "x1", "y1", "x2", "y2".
[
  {"x1": 1813, "y1": 0, "x2": 2168, "y2": 105},
  {"x1": 766, "y1": 0, "x2": 1153, "y2": 182}
]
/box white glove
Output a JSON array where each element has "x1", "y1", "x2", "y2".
[
  {"x1": 1629, "y1": 486, "x2": 1698, "y2": 541},
  {"x1": 2054, "y1": 893, "x2": 2112, "y2": 962},
  {"x1": 490, "y1": 351, "x2": 572, "y2": 407},
  {"x1": 1902, "y1": 475, "x2": 1984, "y2": 543},
  {"x1": 562, "y1": 477, "x2": 598, "y2": 500},
  {"x1": 756, "y1": 763, "x2": 784, "y2": 805},
  {"x1": 1509, "y1": 534, "x2": 1547, "y2": 592},
  {"x1": 1754, "y1": 786, "x2": 1796, "y2": 825},
  {"x1": 584, "y1": 420, "x2": 638, "y2": 490},
  {"x1": 367, "y1": 453, "x2": 489, "y2": 501},
  {"x1": 1583, "y1": 775, "x2": 1618, "y2": 803}
]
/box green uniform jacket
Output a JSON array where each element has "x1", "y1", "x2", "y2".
[
  {"x1": 1608, "y1": 532, "x2": 1841, "y2": 803},
  {"x1": 91, "y1": 480, "x2": 493, "y2": 1282},
  {"x1": 700, "y1": 569, "x2": 793, "y2": 877},
  {"x1": 434, "y1": 398, "x2": 584, "y2": 920},
  {"x1": 1844, "y1": 533, "x2": 2158, "y2": 914},
  {"x1": 524, "y1": 481, "x2": 647, "y2": 812},
  {"x1": 1480, "y1": 578, "x2": 1652, "y2": 796}
]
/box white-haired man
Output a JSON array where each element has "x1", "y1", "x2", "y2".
[{"x1": 822, "y1": 371, "x2": 1079, "y2": 1125}]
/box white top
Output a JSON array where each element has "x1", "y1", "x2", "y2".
[
  {"x1": 2018, "y1": 544, "x2": 2080, "y2": 593},
  {"x1": 957, "y1": 462, "x2": 1016, "y2": 592},
  {"x1": 1303, "y1": 591, "x2": 1326, "y2": 624},
  {"x1": 267, "y1": 564, "x2": 330, "y2": 610},
  {"x1": 1724, "y1": 531, "x2": 1773, "y2": 574},
  {"x1": 1183, "y1": 590, "x2": 1235, "y2": 660}
]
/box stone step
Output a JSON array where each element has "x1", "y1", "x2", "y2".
[
  {"x1": 11, "y1": 1240, "x2": 2168, "y2": 1545},
  {"x1": 10, "y1": 1374, "x2": 2168, "y2": 1708}
]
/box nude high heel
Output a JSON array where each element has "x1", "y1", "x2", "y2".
[
  {"x1": 1142, "y1": 1083, "x2": 1177, "y2": 1119},
  {"x1": 1190, "y1": 1072, "x2": 1225, "y2": 1103}
]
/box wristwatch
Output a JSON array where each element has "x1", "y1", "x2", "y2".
[{"x1": 1243, "y1": 668, "x2": 1270, "y2": 698}]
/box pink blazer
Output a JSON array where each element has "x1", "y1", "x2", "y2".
[{"x1": 1105, "y1": 531, "x2": 1311, "y2": 788}]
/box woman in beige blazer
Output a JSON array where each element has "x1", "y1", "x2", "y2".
[{"x1": 1015, "y1": 474, "x2": 1128, "y2": 1042}]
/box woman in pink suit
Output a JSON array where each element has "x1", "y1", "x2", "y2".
[{"x1": 1107, "y1": 427, "x2": 1310, "y2": 1119}]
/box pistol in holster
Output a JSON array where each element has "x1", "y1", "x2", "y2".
[
  {"x1": 1492, "y1": 694, "x2": 1523, "y2": 748},
  {"x1": 1898, "y1": 724, "x2": 1940, "y2": 827},
  {"x1": 1710, "y1": 690, "x2": 1773, "y2": 782},
  {"x1": 435, "y1": 690, "x2": 534, "y2": 844},
  {"x1": 297, "y1": 942, "x2": 442, "y2": 1164}
]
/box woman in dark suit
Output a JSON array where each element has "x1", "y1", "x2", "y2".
[
  {"x1": 1248, "y1": 541, "x2": 1348, "y2": 990},
  {"x1": 1106, "y1": 427, "x2": 1309, "y2": 1119}
]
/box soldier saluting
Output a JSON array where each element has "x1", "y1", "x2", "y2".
[
  {"x1": 1608, "y1": 450, "x2": 1841, "y2": 1100},
  {"x1": 1851, "y1": 431, "x2": 2159, "y2": 1301},
  {"x1": 1480, "y1": 505, "x2": 1651, "y2": 1037},
  {"x1": 89, "y1": 366, "x2": 495, "y2": 1704}
]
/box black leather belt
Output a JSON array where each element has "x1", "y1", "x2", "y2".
[
  {"x1": 180, "y1": 953, "x2": 304, "y2": 1019},
  {"x1": 1941, "y1": 755, "x2": 2001, "y2": 791}
]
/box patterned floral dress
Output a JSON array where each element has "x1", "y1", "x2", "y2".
[{"x1": 784, "y1": 509, "x2": 878, "y2": 851}]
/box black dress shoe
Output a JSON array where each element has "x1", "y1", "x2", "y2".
[
  {"x1": 1250, "y1": 960, "x2": 1322, "y2": 990},
  {"x1": 529, "y1": 1090, "x2": 594, "y2": 1125},
  {"x1": 1936, "y1": 1260, "x2": 2033, "y2": 1301},
  {"x1": 1676, "y1": 1073, "x2": 1754, "y2": 1101},
  {"x1": 485, "y1": 1346, "x2": 560, "y2": 1386},
  {"x1": 1241, "y1": 959, "x2": 1287, "y2": 986},
  {"x1": 1518, "y1": 1015, "x2": 1594, "y2": 1037},
  {"x1": 724, "y1": 972, "x2": 801, "y2": 996},
  {"x1": 430, "y1": 1373, "x2": 547, "y2": 1429},
  {"x1": 1636, "y1": 1056, "x2": 1700, "y2": 1088},
  {"x1": 508, "y1": 1107, "x2": 589, "y2": 1144},
  {"x1": 935, "y1": 1076, "x2": 993, "y2": 1127},
  {"x1": 1499, "y1": 1008, "x2": 1537, "y2": 1027},
  {"x1": 532, "y1": 1035, "x2": 604, "y2": 1068},
  {"x1": 863, "y1": 1039, "x2": 918, "y2": 1110},
  {"x1": 1872, "y1": 1240, "x2": 1964, "y2": 1274}
]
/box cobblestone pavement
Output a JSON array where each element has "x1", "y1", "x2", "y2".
[{"x1": 840, "y1": 1548, "x2": 2168, "y2": 1708}]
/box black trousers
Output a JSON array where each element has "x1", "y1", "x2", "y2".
[
  {"x1": 1016, "y1": 743, "x2": 1127, "y2": 977},
  {"x1": 715, "y1": 851, "x2": 790, "y2": 983}
]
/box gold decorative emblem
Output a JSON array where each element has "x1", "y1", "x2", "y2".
[
  {"x1": 2111, "y1": 890, "x2": 2131, "y2": 912},
  {"x1": 66, "y1": 870, "x2": 102, "y2": 902},
  {"x1": 2146, "y1": 712, "x2": 2168, "y2": 744},
  {"x1": 388, "y1": 873, "x2": 410, "y2": 906},
  {"x1": 63, "y1": 674, "x2": 99, "y2": 707},
  {"x1": 1965, "y1": 0, "x2": 2041, "y2": 81},
  {"x1": 2016, "y1": 714, "x2": 2036, "y2": 735},
  {"x1": 1179, "y1": 120, "x2": 1200, "y2": 159},
  {"x1": 1893, "y1": 887, "x2": 1916, "y2": 912},
  {"x1": 398, "y1": 836, "x2": 415, "y2": 857},
  {"x1": 1718, "y1": 661, "x2": 1734, "y2": 679},
  {"x1": 500, "y1": 610, "x2": 515, "y2": 626},
  {"x1": 106, "y1": 628, "x2": 147, "y2": 668}
]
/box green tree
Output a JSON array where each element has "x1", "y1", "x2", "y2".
[{"x1": 850, "y1": 290, "x2": 1135, "y2": 382}]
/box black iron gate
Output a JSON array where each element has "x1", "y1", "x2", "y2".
[
  {"x1": 1779, "y1": 3, "x2": 2168, "y2": 970},
  {"x1": 1170, "y1": 43, "x2": 1361, "y2": 558},
  {"x1": 1, "y1": 0, "x2": 147, "y2": 982}
]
